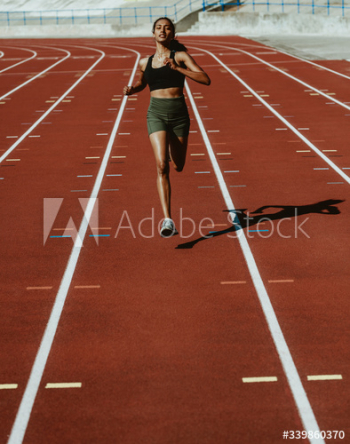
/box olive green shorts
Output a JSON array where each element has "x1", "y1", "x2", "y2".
[{"x1": 147, "y1": 95, "x2": 190, "y2": 137}]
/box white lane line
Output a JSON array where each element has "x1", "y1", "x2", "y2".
[
  {"x1": 0, "y1": 46, "x2": 36, "y2": 74},
  {"x1": 191, "y1": 46, "x2": 350, "y2": 186},
  {"x1": 242, "y1": 376, "x2": 278, "y2": 383},
  {"x1": 0, "y1": 46, "x2": 105, "y2": 165},
  {"x1": 45, "y1": 382, "x2": 82, "y2": 389},
  {"x1": 0, "y1": 46, "x2": 71, "y2": 101},
  {"x1": 185, "y1": 80, "x2": 324, "y2": 444},
  {"x1": 7, "y1": 47, "x2": 140, "y2": 444},
  {"x1": 307, "y1": 375, "x2": 342, "y2": 381}
]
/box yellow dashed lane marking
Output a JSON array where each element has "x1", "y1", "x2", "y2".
[
  {"x1": 26, "y1": 286, "x2": 53, "y2": 290},
  {"x1": 268, "y1": 280, "x2": 294, "y2": 283},
  {"x1": 243, "y1": 377, "x2": 278, "y2": 383},
  {"x1": 307, "y1": 375, "x2": 342, "y2": 381},
  {"x1": 0, "y1": 384, "x2": 18, "y2": 390},
  {"x1": 74, "y1": 285, "x2": 101, "y2": 289},
  {"x1": 221, "y1": 281, "x2": 247, "y2": 284},
  {"x1": 45, "y1": 382, "x2": 82, "y2": 389},
  {"x1": 91, "y1": 227, "x2": 111, "y2": 230}
]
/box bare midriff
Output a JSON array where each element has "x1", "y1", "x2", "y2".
[{"x1": 150, "y1": 87, "x2": 184, "y2": 98}]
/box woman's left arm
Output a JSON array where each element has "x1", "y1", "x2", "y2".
[{"x1": 165, "y1": 52, "x2": 211, "y2": 86}]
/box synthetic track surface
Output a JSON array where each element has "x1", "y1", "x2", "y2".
[{"x1": 0, "y1": 36, "x2": 349, "y2": 444}]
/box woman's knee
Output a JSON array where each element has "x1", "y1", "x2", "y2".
[
  {"x1": 173, "y1": 162, "x2": 184, "y2": 173},
  {"x1": 156, "y1": 159, "x2": 169, "y2": 176}
]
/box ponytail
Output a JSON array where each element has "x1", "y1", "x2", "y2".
[{"x1": 170, "y1": 39, "x2": 187, "y2": 52}]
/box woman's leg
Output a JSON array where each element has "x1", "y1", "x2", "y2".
[
  {"x1": 169, "y1": 134, "x2": 188, "y2": 172},
  {"x1": 149, "y1": 130, "x2": 172, "y2": 219}
]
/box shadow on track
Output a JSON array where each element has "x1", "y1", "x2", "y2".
[{"x1": 176, "y1": 199, "x2": 344, "y2": 250}]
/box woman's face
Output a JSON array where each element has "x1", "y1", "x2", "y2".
[{"x1": 153, "y1": 19, "x2": 174, "y2": 45}]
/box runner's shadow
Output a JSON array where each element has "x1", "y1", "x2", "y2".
[{"x1": 175, "y1": 199, "x2": 344, "y2": 249}]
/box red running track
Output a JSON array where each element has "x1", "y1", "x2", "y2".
[{"x1": 0, "y1": 36, "x2": 349, "y2": 444}]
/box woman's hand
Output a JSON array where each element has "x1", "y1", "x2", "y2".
[
  {"x1": 123, "y1": 85, "x2": 134, "y2": 95},
  {"x1": 164, "y1": 57, "x2": 178, "y2": 70}
]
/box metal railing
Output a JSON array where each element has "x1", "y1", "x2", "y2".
[
  {"x1": 203, "y1": 0, "x2": 350, "y2": 15},
  {"x1": 0, "y1": 0, "x2": 202, "y2": 27},
  {"x1": 0, "y1": 0, "x2": 349, "y2": 26}
]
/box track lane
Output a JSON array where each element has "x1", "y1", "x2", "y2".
[
  {"x1": 190, "y1": 45, "x2": 350, "y2": 180},
  {"x1": 0, "y1": 46, "x2": 37, "y2": 74},
  {"x1": 180, "y1": 39, "x2": 350, "y2": 439},
  {"x1": 2, "y1": 45, "x2": 141, "y2": 443},
  {"x1": 110, "y1": 39, "x2": 348, "y2": 440},
  {"x1": 111, "y1": 40, "x2": 350, "y2": 182},
  {"x1": 19, "y1": 47, "x2": 310, "y2": 444},
  {"x1": 1, "y1": 37, "x2": 349, "y2": 444},
  {"x1": 0, "y1": 45, "x2": 140, "y2": 444},
  {"x1": 186, "y1": 40, "x2": 350, "y2": 111},
  {"x1": 0, "y1": 46, "x2": 71, "y2": 101},
  {"x1": 0, "y1": 45, "x2": 105, "y2": 164},
  {"x1": 191, "y1": 37, "x2": 350, "y2": 81}
]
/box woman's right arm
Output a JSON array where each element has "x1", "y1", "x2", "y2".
[{"x1": 123, "y1": 58, "x2": 148, "y2": 96}]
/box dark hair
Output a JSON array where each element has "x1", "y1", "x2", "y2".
[{"x1": 152, "y1": 17, "x2": 187, "y2": 52}]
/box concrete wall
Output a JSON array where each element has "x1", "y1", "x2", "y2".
[{"x1": 187, "y1": 11, "x2": 350, "y2": 35}]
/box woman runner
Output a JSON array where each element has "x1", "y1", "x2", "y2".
[{"x1": 123, "y1": 17, "x2": 211, "y2": 237}]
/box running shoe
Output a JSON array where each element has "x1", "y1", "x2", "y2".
[{"x1": 160, "y1": 218, "x2": 176, "y2": 238}]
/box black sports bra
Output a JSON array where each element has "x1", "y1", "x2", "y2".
[{"x1": 143, "y1": 51, "x2": 186, "y2": 92}]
